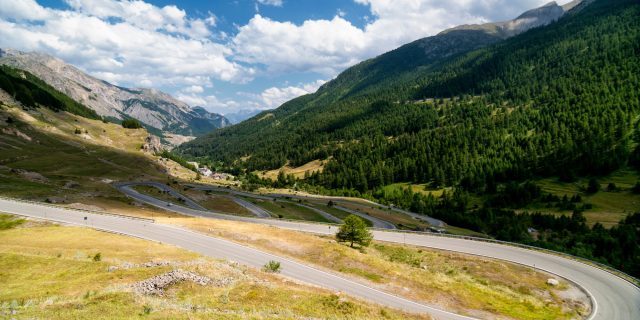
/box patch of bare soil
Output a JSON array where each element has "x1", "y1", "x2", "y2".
[{"x1": 66, "y1": 203, "x2": 105, "y2": 212}]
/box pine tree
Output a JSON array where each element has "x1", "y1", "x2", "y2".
[{"x1": 336, "y1": 215, "x2": 373, "y2": 248}]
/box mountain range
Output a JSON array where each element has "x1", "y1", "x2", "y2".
[
  {"x1": 0, "y1": 49, "x2": 230, "y2": 138},
  {"x1": 178, "y1": 0, "x2": 596, "y2": 168}
]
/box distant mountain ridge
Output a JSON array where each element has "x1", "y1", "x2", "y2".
[
  {"x1": 316, "y1": 0, "x2": 580, "y2": 101},
  {"x1": 0, "y1": 49, "x2": 230, "y2": 137},
  {"x1": 179, "y1": 0, "x2": 584, "y2": 166},
  {"x1": 444, "y1": 1, "x2": 581, "y2": 38}
]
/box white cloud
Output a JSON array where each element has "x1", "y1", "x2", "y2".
[
  {"x1": 257, "y1": 0, "x2": 284, "y2": 7},
  {"x1": 257, "y1": 79, "x2": 326, "y2": 109},
  {"x1": 176, "y1": 93, "x2": 241, "y2": 111},
  {"x1": 0, "y1": 0, "x2": 250, "y2": 90},
  {"x1": 232, "y1": 0, "x2": 573, "y2": 76},
  {"x1": 0, "y1": 0, "x2": 575, "y2": 116},
  {"x1": 233, "y1": 15, "x2": 366, "y2": 75},
  {"x1": 182, "y1": 85, "x2": 204, "y2": 94},
  {"x1": 178, "y1": 79, "x2": 326, "y2": 114},
  {"x1": 0, "y1": 0, "x2": 51, "y2": 21}
]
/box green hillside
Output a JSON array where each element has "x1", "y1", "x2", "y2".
[
  {"x1": 178, "y1": 25, "x2": 507, "y2": 170},
  {"x1": 179, "y1": 0, "x2": 640, "y2": 277},
  {"x1": 181, "y1": 0, "x2": 639, "y2": 192}
]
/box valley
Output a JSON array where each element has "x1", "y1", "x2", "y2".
[{"x1": 0, "y1": 0, "x2": 639, "y2": 319}]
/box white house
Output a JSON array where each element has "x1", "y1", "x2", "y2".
[{"x1": 198, "y1": 167, "x2": 212, "y2": 177}]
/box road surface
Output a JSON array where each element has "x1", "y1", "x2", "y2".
[
  {"x1": 116, "y1": 186, "x2": 640, "y2": 320},
  {"x1": 298, "y1": 203, "x2": 343, "y2": 224},
  {"x1": 184, "y1": 183, "x2": 390, "y2": 228},
  {"x1": 3, "y1": 196, "x2": 639, "y2": 320},
  {"x1": 333, "y1": 205, "x2": 397, "y2": 229},
  {"x1": 115, "y1": 182, "x2": 206, "y2": 211},
  {"x1": 0, "y1": 197, "x2": 468, "y2": 319},
  {"x1": 186, "y1": 183, "x2": 443, "y2": 226},
  {"x1": 230, "y1": 196, "x2": 271, "y2": 218}
]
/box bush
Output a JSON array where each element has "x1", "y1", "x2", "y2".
[
  {"x1": 142, "y1": 305, "x2": 152, "y2": 315},
  {"x1": 262, "y1": 260, "x2": 281, "y2": 273},
  {"x1": 607, "y1": 182, "x2": 617, "y2": 191},
  {"x1": 586, "y1": 178, "x2": 600, "y2": 194},
  {"x1": 121, "y1": 118, "x2": 143, "y2": 129},
  {"x1": 93, "y1": 253, "x2": 101, "y2": 262},
  {"x1": 0, "y1": 214, "x2": 25, "y2": 230},
  {"x1": 74, "y1": 128, "x2": 82, "y2": 134}
]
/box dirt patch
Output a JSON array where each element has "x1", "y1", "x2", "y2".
[
  {"x1": 556, "y1": 283, "x2": 592, "y2": 316},
  {"x1": 66, "y1": 203, "x2": 105, "y2": 212}
]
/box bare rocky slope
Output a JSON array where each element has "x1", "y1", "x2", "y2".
[{"x1": 0, "y1": 49, "x2": 229, "y2": 137}]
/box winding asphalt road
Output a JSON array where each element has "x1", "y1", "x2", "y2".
[
  {"x1": 117, "y1": 184, "x2": 640, "y2": 320},
  {"x1": 230, "y1": 196, "x2": 271, "y2": 218},
  {"x1": 0, "y1": 197, "x2": 466, "y2": 319},
  {"x1": 298, "y1": 203, "x2": 343, "y2": 224},
  {"x1": 116, "y1": 182, "x2": 207, "y2": 211},
  {"x1": 333, "y1": 205, "x2": 397, "y2": 229},
  {"x1": 185, "y1": 183, "x2": 395, "y2": 228},
  {"x1": 2, "y1": 196, "x2": 639, "y2": 319}
]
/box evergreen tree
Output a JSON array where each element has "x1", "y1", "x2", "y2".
[{"x1": 336, "y1": 215, "x2": 373, "y2": 248}]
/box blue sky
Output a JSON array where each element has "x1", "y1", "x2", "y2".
[{"x1": 0, "y1": 0, "x2": 571, "y2": 117}]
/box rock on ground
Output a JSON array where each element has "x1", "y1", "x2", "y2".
[{"x1": 132, "y1": 269, "x2": 213, "y2": 296}]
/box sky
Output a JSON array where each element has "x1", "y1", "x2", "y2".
[{"x1": 0, "y1": 0, "x2": 571, "y2": 117}]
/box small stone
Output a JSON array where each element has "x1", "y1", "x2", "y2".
[{"x1": 547, "y1": 278, "x2": 559, "y2": 286}]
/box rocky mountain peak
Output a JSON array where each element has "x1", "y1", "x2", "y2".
[
  {"x1": 0, "y1": 49, "x2": 229, "y2": 138},
  {"x1": 443, "y1": 0, "x2": 581, "y2": 39}
]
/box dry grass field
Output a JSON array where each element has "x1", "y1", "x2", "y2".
[{"x1": 0, "y1": 214, "x2": 427, "y2": 320}]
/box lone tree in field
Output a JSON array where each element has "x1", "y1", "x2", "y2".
[{"x1": 336, "y1": 215, "x2": 372, "y2": 248}]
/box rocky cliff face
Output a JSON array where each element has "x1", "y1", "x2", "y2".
[
  {"x1": 442, "y1": 1, "x2": 579, "y2": 39},
  {"x1": 0, "y1": 49, "x2": 229, "y2": 137}
]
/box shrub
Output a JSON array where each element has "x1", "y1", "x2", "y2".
[
  {"x1": 121, "y1": 118, "x2": 143, "y2": 129},
  {"x1": 586, "y1": 178, "x2": 600, "y2": 194},
  {"x1": 0, "y1": 214, "x2": 25, "y2": 230},
  {"x1": 142, "y1": 305, "x2": 152, "y2": 315},
  {"x1": 93, "y1": 253, "x2": 101, "y2": 262},
  {"x1": 262, "y1": 260, "x2": 281, "y2": 273}
]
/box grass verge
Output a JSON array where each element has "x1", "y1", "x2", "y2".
[
  {"x1": 167, "y1": 216, "x2": 590, "y2": 320},
  {"x1": 0, "y1": 215, "x2": 427, "y2": 320}
]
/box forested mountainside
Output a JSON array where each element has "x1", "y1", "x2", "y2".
[
  {"x1": 178, "y1": 0, "x2": 582, "y2": 170},
  {"x1": 181, "y1": 0, "x2": 638, "y2": 193},
  {"x1": 179, "y1": 0, "x2": 640, "y2": 277},
  {"x1": 0, "y1": 49, "x2": 230, "y2": 137}
]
